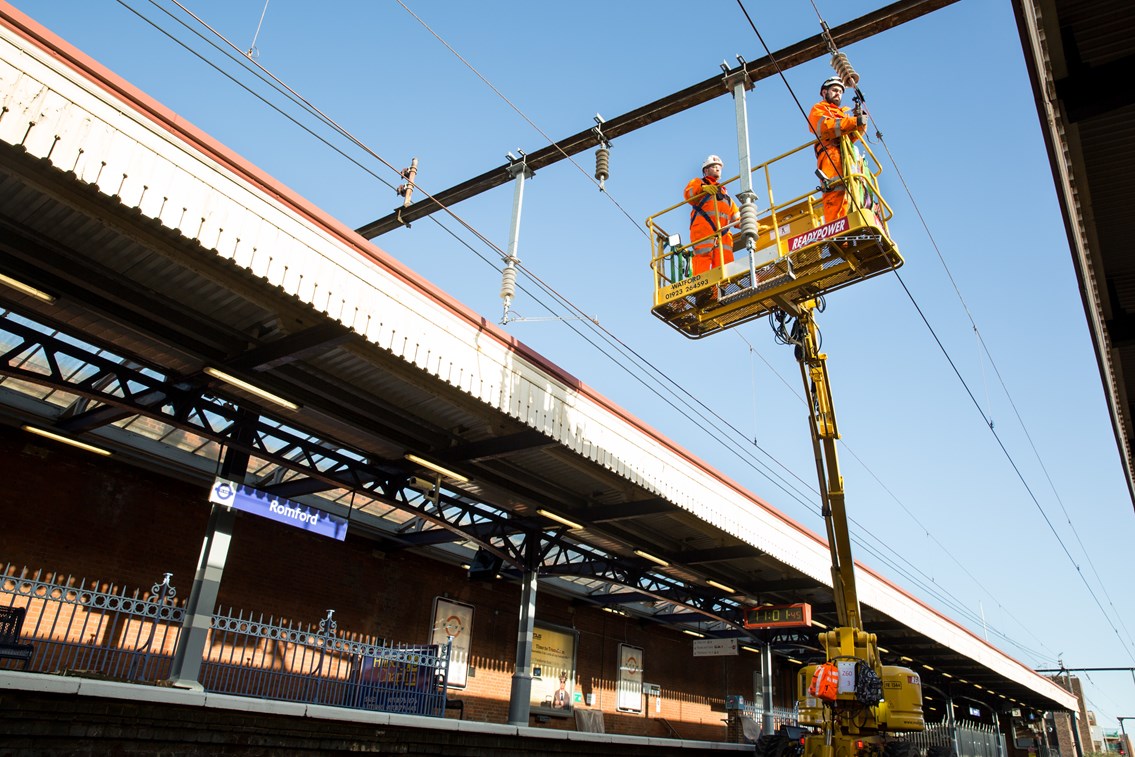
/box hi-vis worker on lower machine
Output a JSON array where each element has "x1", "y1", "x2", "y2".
[
  {"x1": 809, "y1": 76, "x2": 869, "y2": 224},
  {"x1": 684, "y1": 154, "x2": 740, "y2": 275}
]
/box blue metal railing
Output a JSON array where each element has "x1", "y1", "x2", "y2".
[{"x1": 0, "y1": 563, "x2": 449, "y2": 717}]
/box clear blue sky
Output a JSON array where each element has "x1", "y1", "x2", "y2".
[{"x1": 12, "y1": 0, "x2": 1133, "y2": 729}]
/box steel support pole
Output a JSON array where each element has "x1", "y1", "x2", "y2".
[
  {"x1": 947, "y1": 696, "x2": 960, "y2": 757},
  {"x1": 993, "y1": 709, "x2": 1005, "y2": 757},
  {"x1": 500, "y1": 158, "x2": 533, "y2": 323},
  {"x1": 762, "y1": 642, "x2": 775, "y2": 735},
  {"x1": 1069, "y1": 712, "x2": 1084, "y2": 757},
  {"x1": 507, "y1": 535, "x2": 539, "y2": 725},
  {"x1": 730, "y1": 69, "x2": 759, "y2": 270},
  {"x1": 168, "y1": 416, "x2": 254, "y2": 689}
]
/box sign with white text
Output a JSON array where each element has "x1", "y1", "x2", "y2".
[
  {"x1": 210, "y1": 477, "x2": 348, "y2": 541},
  {"x1": 531, "y1": 623, "x2": 578, "y2": 716},
  {"x1": 692, "y1": 637, "x2": 739, "y2": 657}
]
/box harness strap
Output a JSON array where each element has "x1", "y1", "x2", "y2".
[{"x1": 689, "y1": 185, "x2": 730, "y2": 233}]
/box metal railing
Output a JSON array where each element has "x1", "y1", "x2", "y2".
[
  {"x1": 894, "y1": 719, "x2": 1004, "y2": 757},
  {"x1": 0, "y1": 564, "x2": 449, "y2": 716},
  {"x1": 739, "y1": 703, "x2": 801, "y2": 731}
]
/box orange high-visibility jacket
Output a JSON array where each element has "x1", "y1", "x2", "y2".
[
  {"x1": 808, "y1": 101, "x2": 865, "y2": 223},
  {"x1": 684, "y1": 175, "x2": 739, "y2": 273}
]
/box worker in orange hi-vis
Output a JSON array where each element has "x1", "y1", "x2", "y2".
[
  {"x1": 808, "y1": 76, "x2": 868, "y2": 224},
  {"x1": 684, "y1": 154, "x2": 740, "y2": 276}
]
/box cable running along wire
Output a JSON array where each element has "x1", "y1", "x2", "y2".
[
  {"x1": 129, "y1": 0, "x2": 1097, "y2": 665},
  {"x1": 734, "y1": 0, "x2": 1108, "y2": 665},
  {"x1": 148, "y1": 0, "x2": 1051, "y2": 657}
]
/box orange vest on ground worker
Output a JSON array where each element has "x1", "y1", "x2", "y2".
[
  {"x1": 808, "y1": 100, "x2": 865, "y2": 224},
  {"x1": 684, "y1": 175, "x2": 739, "y2": 276}
]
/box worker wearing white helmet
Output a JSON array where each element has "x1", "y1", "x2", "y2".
[
  {"x1": 808, "y1": 76, "x2": 869, "y2": 224},
  {"x1": 683, "y1": 154, "x2": 740, "y2": 276}
]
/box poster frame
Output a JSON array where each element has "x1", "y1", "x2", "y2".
[
  {"x1": 529, "y1": 620, "x2": 579, "y2": 718},
  {"x1": 430, "y1": 596, "x2": 474, "y2": 689}
]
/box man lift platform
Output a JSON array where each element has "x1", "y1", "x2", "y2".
[
  {"x1": 648, "y1": 134, "x2": 902, "y2": 339},
  {"x1": 648, "y1": 66, "x2": 924, "y2": 757}
]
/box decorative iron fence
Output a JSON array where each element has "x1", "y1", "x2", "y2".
[
  {"x1": 0, "y1": 564, "x2": 449, "y2": 717},
  {"x1": 739, "y1": 702, "x2": 800, "y2": 731},
  {"x1": 894, "y1": 719, "x2": 1003, "y2": 757}
]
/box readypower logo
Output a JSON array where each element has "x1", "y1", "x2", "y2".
[{"x1": 787, "y1": 217, "x2": 848, "y2": 252}]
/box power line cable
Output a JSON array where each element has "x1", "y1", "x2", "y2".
[
  {"x1": 731, "y1": 0, "x2": 1082, "y2": 664},
  {"x1": 131, "y1": 0, "x2": 1083, "y2": 666},
  {"x1": 796, "y1": 0, "x2": 1135, "y2": 667},
  {"x1": 166, "y1": 0, "x2": 1064, "y2": 655},
  {"x1": 121, "y1": 1, "x2": 829, "y2": 526},
  {"x1": 393, "y1": 0, "x2": 646, "y2": 238}
]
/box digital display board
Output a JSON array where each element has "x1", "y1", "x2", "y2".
[{"x1": 742, "y1": 602, "x2": 812, "y2": 629}]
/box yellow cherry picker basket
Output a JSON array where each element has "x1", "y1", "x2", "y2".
[{"x1": 647, "y1": 135, "x2": 902, "y2": 338}]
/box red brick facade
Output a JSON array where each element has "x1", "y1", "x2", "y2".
[{"x1": 0, "y1": 424, "x2": 792, "y2": 741}]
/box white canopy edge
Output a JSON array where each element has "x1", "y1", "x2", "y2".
[{"x1": 0, "y1": 7, "x2": 1076, "y2": 712}]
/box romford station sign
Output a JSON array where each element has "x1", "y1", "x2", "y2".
[{"x1": 209, "y1": 477, "x2": 349, "y2": 541}]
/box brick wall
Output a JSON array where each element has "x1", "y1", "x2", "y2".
[{"x1": 0, "y1": 424, "x2": 771, "y2": 741}]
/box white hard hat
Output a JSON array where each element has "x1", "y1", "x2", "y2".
[
  {"x1": 821, "y1": 76, "x2": 845, "y2": 93},
  {"x1": 702, "y1": 154, "x2": 723, "y2": 171}
]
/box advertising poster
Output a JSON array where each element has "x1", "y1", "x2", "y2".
[
  {"x1": 530, "y1": 622, "x2": 578, "y2": 715},
  {"x1": 430, "y1": 597, "x2": 473, "y2": 689},
  {"x1": 351, "y1": 646, "x2": 439, "y2": 715},
  {"x1": 616, "y1": 643, "x2": 643, "y2": 713}
]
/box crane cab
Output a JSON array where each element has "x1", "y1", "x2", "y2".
[{"x1": 648, "y1": 136, "x2": 902, "y2": 338}]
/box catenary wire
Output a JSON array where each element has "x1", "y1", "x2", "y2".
[
  {"x1": 733, "y1": 0, "x2": 1086, "y2": 664},
  {"x1": 145, "y1": 0, "x2": 1048, "y2": 651},
  {"x1": 393, "y1": 0, "x2": 646, "y2": 238},
  {"x1": 119, "y1": 0, "x2": 833, "y2": 536},
  {"x1": 129, "y1": 0, "x2": 1074, "y2": 665},
  {"x1": 379, "y1": 1, "x2": 1063, "y2": 655},
  {"x1": 799, "y1": 0, "x2": 1135, "y2": 702}
]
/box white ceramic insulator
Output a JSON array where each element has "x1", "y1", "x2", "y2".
[
  {"x1": 595, "y1": 147, "x2": 610, "y2": 190},
  {"x1": 831, "y1": 52, "x2": 859, "y2": 90},
  {"x1": 738, "y1": 202, "x2": 760, "y2": 249},
  {"x1": 500, "y1": 262, "x2": 517, "y2": 301}
]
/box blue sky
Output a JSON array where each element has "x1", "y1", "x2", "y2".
[{"x1": 11, "y1": 0, "x2": 1133, "y2": 729}]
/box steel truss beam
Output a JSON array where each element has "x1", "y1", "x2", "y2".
[
  {"x1": 0, "y1": 314, "x2": 745, "y2": 628},
  {"x1": 538, "y1": 540, "x2": 742, "y2": 625}
]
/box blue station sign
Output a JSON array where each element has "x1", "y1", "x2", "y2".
[{"x1": 209, "y1": 477, "x2": 349, "y2": 541}]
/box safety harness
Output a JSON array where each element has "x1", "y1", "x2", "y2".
[{"x1": 689, "y1": 181, "x2": 731, "y2": 234}]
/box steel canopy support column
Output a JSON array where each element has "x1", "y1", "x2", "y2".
[
  {"x1": 762, "y1": 643, "x2": 775, "y2": 735},
  {"x1": 947, "y1": 696, "x2": 960, "y2": 757},
  {"x1": 507, "y1": 534, "x2": 540, "y2": 726},
  {"x1": 168, "y1": 413, "x2": 255, "y2": 689}
]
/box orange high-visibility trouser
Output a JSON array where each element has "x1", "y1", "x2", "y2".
[
  {"x1": 689, "y1": 231, "x2": 734, "y2": 275},
  {"x1": 816, "y1": 144, "x2": 848, "y2": 224}
]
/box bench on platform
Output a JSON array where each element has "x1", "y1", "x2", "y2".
[{"x1": 0, "y1": 606, "x2": 34, "y2": 670}]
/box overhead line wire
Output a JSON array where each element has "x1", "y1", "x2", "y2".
[
  {"x1": 389, "y1": 0, "x2": 1072, "y2": 653},
  {"x1": 128, "y1": 0, "x2": 828, "y2": 514},
  {"x1": 791, "y1": 0, "x2": 1134, "y2": 665},
  {"x1": 133, "y1": 0, "x2": 1058, "y2": 657},
  {"x1": 121, "y1": 2, "x2": 835, "y2": 544},
  {"x1": 393, "y1": 0, "x2": 646, "y2": 238},
  {"x1": 733, "y1": 0, "x2": 1074, "y2": 663}
]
